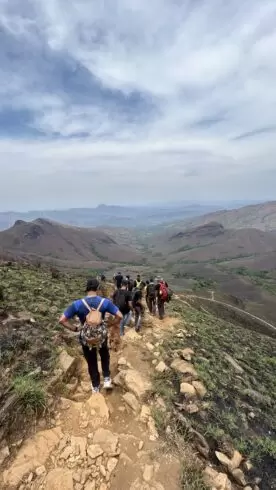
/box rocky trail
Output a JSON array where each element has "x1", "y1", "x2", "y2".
[{"x1": 1, "y1": 314, "x2": 182, "y2": 490}]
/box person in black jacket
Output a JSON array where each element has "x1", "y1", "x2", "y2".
[
  {"x1": 146, "y1": 278, "x2": 156, "y2": 315},
  {"x1": 112, "y1": 279, "x2": 133, "y2": 336},
  {"x1": 132, "y1": 287, "x2": 144, "y2": 332}
]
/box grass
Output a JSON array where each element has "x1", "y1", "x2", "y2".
[
  {"x1": 180, "y1": 462, "x2": 209, "y2": 490},
  {"x1": 151, "y1": 300, "x2": 276, "y2": 489},
  {"x1": 12, "y1": 375, "x2": 46, "y2": 413}
]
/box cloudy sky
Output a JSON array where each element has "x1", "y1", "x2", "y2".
[{"x1": 0, "y1": 0, "x2": 275, "y2": 210}]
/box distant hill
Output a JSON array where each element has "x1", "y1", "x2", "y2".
[
  {"x1": 0, "y1": 203, "x2": 227, "y2": 231},
  {"x1": 177, "y1": 201, "x2": 276, "y2": 232},
  {"x1": 149, "y1": 221, "x2": 276, "y2": 263},
  {"x1": 0, "y1": 219, "x2": 143, "y2": 267}
]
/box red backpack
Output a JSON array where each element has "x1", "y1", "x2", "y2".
[{"x1": 159, "y1": 281, "x2": 168, "y2": 301}]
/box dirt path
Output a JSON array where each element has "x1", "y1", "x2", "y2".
[{"x1": 2, "y1": 313, "x2": 181, "y2": 490}]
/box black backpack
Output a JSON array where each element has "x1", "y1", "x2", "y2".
[
  {"x1": 147, "y1": 283, "x2": 156, "y2": 299},
  {"x1": 114, "y1": 289, "x2": 129, "y2": 313}
]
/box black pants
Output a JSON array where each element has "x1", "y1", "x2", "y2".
[
  {"x1": 157, "y1": 299, "x2": 165, "y2": 320},
  {"x1": 82, "y1": 340, "x2": 110, "y2": 388},
  {"x1": 147, "y1": 296, "x2": 156, "y2": 314}
]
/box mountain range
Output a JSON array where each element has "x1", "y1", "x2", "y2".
[{"x1": 0, "y1": 219, "x2": 143, "y2": 269}]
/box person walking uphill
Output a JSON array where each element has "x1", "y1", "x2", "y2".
[
  {"x1": 59, "y1": 278, "x2": 122, "y2": 394},
  {"x1": 112, "y1": 279, "x2": 133, "y2": 336}
]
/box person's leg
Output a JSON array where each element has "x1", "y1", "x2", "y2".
[
  {"x1": 135, "y1": 305, "x2": 142, "y2": 332},
  {"x1": 82, "y1": 344, "x2": 100, "y2": 390},
  {"x1": 99, "y1": 340, "x2": 111, "y2": 388},
  {"x1": 158, "y1": 299, "x2": 165, "y2": 320},
  {"x1": 120, "y1": 313, "x2": 127, "y2": 336},
  {"x1": 146, "y1": 297, "x2": 151, "y2": 313}
]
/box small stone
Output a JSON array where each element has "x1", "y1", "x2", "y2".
[
  {"x1": 232, "y1": 468, "x2": 247, "y2": 486},
  {"x1": 140, "y1": 405, "x2": 151, "y2": 423},
  {"x1": 107, "y1": 457, "x2": 118, "y2": 474},
  {"x1": 185, "y1": 403, "x2": 199, "y2": 414},
  {"x1": 87, "y1": 444, "x2": 104, "y2": 459},
  {"x1": 143, "y1": 464, "x2": 154, "y2": 482},
  {"x1": 146, "y1": 343, "x2": 155, "y2": 352},
  {"x1": 35, "y1": 466, "x2": 46, "y2": 477},
  {"x1": 27, "y1": 472, "x2": 34, "y2": 483},
  {"x1": 60, "y1": 445, "x2": 73, "y2": 460},
  {"x1": 0, "y1": 446, "x2": 10, "y2": 465},
  {"x1": 100, "y1": 465, "x2": 106, "y2": 477},
  {"x1": 248, "y1": 411, "x2": 255, "y2": 419},
  {"x1": 244, "y1": 460, "x2": 253, "y2": 472},
  {"x1": 192, "y1": 381, "x2": 207, "y2": 398},
  {"x1": 123, "y1": 392, "x2": 140, "y2": 413},
  {"x1": 180, "y1": 382, "x2": 196, "y2": 397},
  {"x1": 75, "y1": 484, "x2": 82, "y2": 490},
  {"x1": 118, "y1": 356, "x2": 127, "y2": 365},
  {"x1": 81, "y1": 381, "x2": 92, "y2": 393},
  {"x1": 181, "y1": 348, "x2": 194, "y2": 361},
  {"x1": 155, "y1": 361, "x2": 168, "y2": 373},
  {"x1": 152, "y1": 360, "x2": 158, "y2": 365},
  {"x1": 99, "y1": 484, "x2": 108, "y2": 490},
  {"x1": 85, "y1": 482, "x2": 96, "y2": 490},
  {"x1": 171, "y1": 359, "x2": 198, "y2": 379},
  {"x1": 139, "y1": 441, "x2": 144, "y2": 450}
]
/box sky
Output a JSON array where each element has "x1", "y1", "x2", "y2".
[{"x1": 0, "y1": 0, "x2": 276, "y2": 211}]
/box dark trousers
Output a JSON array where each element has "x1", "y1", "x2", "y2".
[
  {"x1": 147, "y1": 296, "x2": 156, "y2": 314},
  {"x1": 134, "y1": 304, "x2": 144, "y2": 331},
  {"x1": 157, "y1": 299, "x2": 165, "y2": 320},
  {"x1": 82, "y1": 340, "x2": 110, "y2": 388}
]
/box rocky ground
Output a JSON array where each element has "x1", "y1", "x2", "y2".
[{"x1": 0, "y1": 261, "x2": 275, "y2": 490}]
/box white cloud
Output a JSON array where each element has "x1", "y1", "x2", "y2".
[{"x1": 0, "y1": 0, "x2": 276, "y2": 210}]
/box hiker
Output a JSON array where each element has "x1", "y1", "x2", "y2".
[
  {"x1": 114, "y1": 271, "x2": 123, "y2": 290},
  {"x1": 146, "y1": 277, "x2": 156, "y2": 315},
  {"x1": 127, "y1": 275, "x2": 134, "y2": 292},
  {"x1": 134, "y1": 274, "x2": 142, "y2": 289},
  {"x1": 132, "y1": 287, "x2": 144, "y2": 332},
  {"x1": 155, "y1": 277, "x2": 169, "y2": 320},
  {"x1": 112, "y1": 279, "x2": 133, "y2": 336},
  {"x1": 59, "y1": 278, "x2": 122, "y2": 393}
]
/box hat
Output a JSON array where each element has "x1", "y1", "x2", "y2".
[{"x1": 86, "y1": 278, "x2": 100, "y2": 291}]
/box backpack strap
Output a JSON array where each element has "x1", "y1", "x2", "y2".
[
  {"x1": 82, "y1": 298, "x2": 91, "y2": 311},
  {"x1": 97, "y1": 298, "x2": 105, "y2": 311}
]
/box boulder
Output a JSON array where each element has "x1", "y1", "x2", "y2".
[
  {"x1": 118, "y1": 369, "x2": 152, "y2": 400},
  {"x1": 3, "y1": 428, "x2": 62, "y2": 487},
  {"x1": 155, "y1": 361, "x2": 169, "y2": 373},
  {"x1": 82, "y1": 394, "x2": 109, "y2": 429},
  {"x1": 58, "y1": 350, "x2": 77, "y2": 379},
  {"x1": 93, "y1": 428, "x2": 119, "y2": 456},
  {"x1": 192, "y1": 381, "x2": 207, "y2": 398},
  {"x1": 171, "y1": 359, "x2": 198, "y2": 379},
  {"x1": 180, "y1": 383, "x2": 196, "y2": 397},
  {"x1": 44, "y1": 468, "x2": 74, "y2": 490},
  {"x1": 123, "y1": 392, "x2": 140, "y2": 413},
  {"x1": 215, "y1": 450, "x2": 243, "y2": 472}
]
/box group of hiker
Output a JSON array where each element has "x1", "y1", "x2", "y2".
[
  {"x1": 59, "y1": 273, "x2": 171, "y2": 394},
  {"x1": 112, "y1": 272, "x2": 170, "y2": 335}
]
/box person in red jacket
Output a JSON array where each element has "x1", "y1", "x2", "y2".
[{"x1": 155, "y1": 277, "x2": 169, "y2": 320}]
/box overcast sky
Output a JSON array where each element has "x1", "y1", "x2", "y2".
[{"x1": 0, "y1": 0, "x2": 275, "y2": 211}]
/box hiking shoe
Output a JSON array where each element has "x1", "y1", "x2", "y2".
[
  {"x1": 92, "y1": 385, "x2": 100, "y2": 394},
  {"x1": 103, "y1": 377, "x2": 113, "y2": 390}
]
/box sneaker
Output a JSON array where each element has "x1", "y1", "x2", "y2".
[
  {"x1": 103, "y1": 377, "x2": 113, "y2": 390},
  {"x1": 92, "y1": 385, "x2": 100, "y2": 394}
]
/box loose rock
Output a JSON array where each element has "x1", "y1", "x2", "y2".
[
  {"x1": 192, "y1": 381, "x2": 207, "y2": 398},
  {"x1": 180, "y1": 382, "x2": 196, "y2": 397},
  {"x1": 143, "y1": 464, "x2": 154, "y2": 482},
  {"x1": 155, "y1": 361, "x2": 168, "y2": 373},
  {"x1": 123, "y1": 392, "x2": 140, "y2": 413},
  {"x1": 87, "y1": 444, "x2": 104, "y2": 459},
  {"x1": 93, "y1": 428, "x2": 119, "y2": 455}
]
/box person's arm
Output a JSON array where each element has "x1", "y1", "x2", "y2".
[{"x1": 59, "y1": 302, "x2": 78, "y2": 332}]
